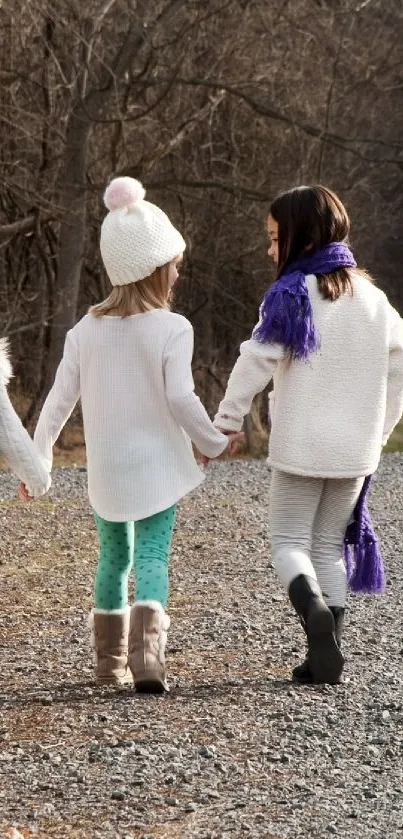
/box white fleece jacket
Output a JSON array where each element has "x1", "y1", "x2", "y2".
[
  {"x1": 34, "y1": 309, "x2": 228, "y2": 521},
  {"x1": 0, "y1": 339, "x2": 50, "y2": 496},
  {"x1": 214, "y1": 272, "x2": 403, "y2": 478}
]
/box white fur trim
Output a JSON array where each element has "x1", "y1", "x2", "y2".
[
  {"x1": 132, "y1": 599, "x2": 165, "y2": 612},
  {"x1": 132, "y1": 600, "x2": 170, "y2": 630},
  {"x1": 0, "y1": 337, "x2": 12, "y2": 384}
]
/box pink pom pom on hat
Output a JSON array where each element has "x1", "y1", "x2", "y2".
[
  {"x1": 103, "y1": 176, "x2": 146, "y2": 211},
  {"x1": 100, "y1": 176, "x2": 186, "y2": 286}
]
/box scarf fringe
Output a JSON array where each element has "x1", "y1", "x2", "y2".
[
  {"x1": 343, "y1": 476, "x2": 385, "y2": 594},
  {"x1": 344, "y1": 540, "x2": 385, "y2": 594},
  {"x1": 253, "y1": 276, "x2": 320, "y2": 360}
]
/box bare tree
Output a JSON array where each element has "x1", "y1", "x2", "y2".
[{"x1": 0, "y1": 0, "x2": 402, "y2": 445}]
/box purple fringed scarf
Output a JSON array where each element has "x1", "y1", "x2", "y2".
[
  {"x1": 344, "y1": 476, "x2": 385, "y2": 594},
  {"x1": 254, "y1": 241, "x2": 385, "y2": 594},
  {"x1": 253, "y1": 241, "x2": 356, "y2": 359}
]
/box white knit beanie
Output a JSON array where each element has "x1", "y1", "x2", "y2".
[{"x1": 100, "y1": 177, "x2": 186, "y2": 286}]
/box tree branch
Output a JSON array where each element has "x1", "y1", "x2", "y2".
[
  {"x1": 0, "y1": 215, "x2": 38, "y2": 244},
  {"x1": 145, "y1": 75, "x2": 403, "y2": 165},
  {"x1": 143, "y1": 178, "x2": 269, "y2": 201},
  {"x1": 84, "y1": 0, "x2": 186, "y2": 117}
]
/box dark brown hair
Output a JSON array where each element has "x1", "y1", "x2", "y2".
[{"x1": 269, "y1": 184, "x2": 354, "y2": 300}]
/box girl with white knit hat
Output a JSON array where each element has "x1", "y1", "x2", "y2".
[
  {"x1": 28, "y1": 177, "x2": 233, "y2": 692},
  {"x1": 214, "y1": 184, "x2": 403, "y2": 685}
]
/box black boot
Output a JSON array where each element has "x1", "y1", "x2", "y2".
[
  {"x1": 330, "y1": 606, "x2": 345, "y2": 647},
  {"x1": 288, "y1": 575, "x2": 344, "y2": 685},
  {"x1": 292, "y1": 605, "x2": 345, "y2": 683}
]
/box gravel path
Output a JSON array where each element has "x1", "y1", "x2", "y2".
[{"x1": 0, "y1": 455, "x2": 402, "y2": 839}]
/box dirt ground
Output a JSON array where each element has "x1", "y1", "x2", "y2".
[{"x1": 0, "y1": 458, "x2": 402, "y2": 839}]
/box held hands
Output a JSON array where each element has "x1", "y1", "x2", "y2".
[{"x1": 201, "y1": 430, "x2": 245, "y2": 470}]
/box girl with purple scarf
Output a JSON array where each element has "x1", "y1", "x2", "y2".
[{"x1": 214, "y1": 185, "x2": 403, "y2": 685}]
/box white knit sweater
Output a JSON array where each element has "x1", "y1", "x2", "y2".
[
  {"x1": 0, "y1": 339, "x2": 50, "y2": 496},
  {"x1": 34, "y1": 310, "x2": 228, "y2": 520},
  {"x1": 214, "y1": 273, "x2": 403, "y2": 478}
]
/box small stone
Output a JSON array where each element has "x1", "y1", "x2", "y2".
[
  {"x1": 214, "y1": 761, "x2": 227, "y2": 773},
  {"x1": 184, "y1": 802, "x2": 197, "y2": 812},
  {"x1": 111, "y1": 788, "x2": 126, "y2": 801},
  {"x1": 363, "y1": 789, "x2": 378, "y2": 799},
  {"x1": 89, "y1": 742, "x2": 100, "y2": 751},
  {"x1": 42, "y1": 802, "x2": 56, "y2": 815},
  {"x1": 81, "y1": 687, "x2": 94, "y2": 696},
  {"x1": 166, "y1": 796, "x2": 179, "y2": 806},
  {"x1": 205, "y1": 789, "x2": 221, "y2": 799},
  {"x1": 199, "y1": 746, "x2": 216, "y2": 758}
]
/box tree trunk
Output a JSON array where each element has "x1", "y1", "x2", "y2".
[
  {"x1": 44, "y1": 108, "x2": 91, "y2": 390},
  {"x1": 42, "y1": 1, "x2": 185, "y2": 391}
]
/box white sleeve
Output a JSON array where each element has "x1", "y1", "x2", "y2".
[
  {"x1": 214, "y1": 337, "x2": 284, "y2": 432},
  {"x1": 0, "y1": 381, "x2": 51, "y2": 497},
  {"x1": 34, "y1": 329, "x2": 80, "y2": 469},
  {"x1": 382, "y1": 306, "x2": 403, "y2": 445},
  {"x1": 163, "y1": 321, "x2": 228, "y2": 458}
]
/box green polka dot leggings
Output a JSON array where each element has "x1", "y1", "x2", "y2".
[{"x1": 93, "y1": 505, "x2": 176, "y2": 610}]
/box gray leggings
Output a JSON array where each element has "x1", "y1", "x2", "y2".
[{"x1": 269, "y1": 469, "x2": 364, "y2": 606}]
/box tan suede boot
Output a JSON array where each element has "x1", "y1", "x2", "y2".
[
  {"x1": 89, "y1": 608, "x2": 133, "y2": 685},
  {"x1": 128, "y1": 600, "x2": 170, "y2": 693}
]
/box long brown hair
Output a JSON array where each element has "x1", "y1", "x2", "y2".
[
  {"x1": 269, "y1": 185, "x2": 356, "y2": 300},
  {"x1": 90, "y1": 263, "x2": 172, "y2": 317}
]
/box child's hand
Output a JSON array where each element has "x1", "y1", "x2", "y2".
[
  {"x1": 226, "y1": 431, "x2": 245, "y2": 454},
  {"x1": 201, "y1": 431, "x2": 245, "y2": 469},
  {"x1": 18, "y1": 481, "x2": 34, "y2": 501}
]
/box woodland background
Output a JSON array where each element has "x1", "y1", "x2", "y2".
[{"x1": 1, "y1": 0, "x2": 402, "y2": 451}]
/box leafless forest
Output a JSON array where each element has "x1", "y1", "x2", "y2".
[{"x1": 1, "y1": 0, "x2": 402, "y2": 435}]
